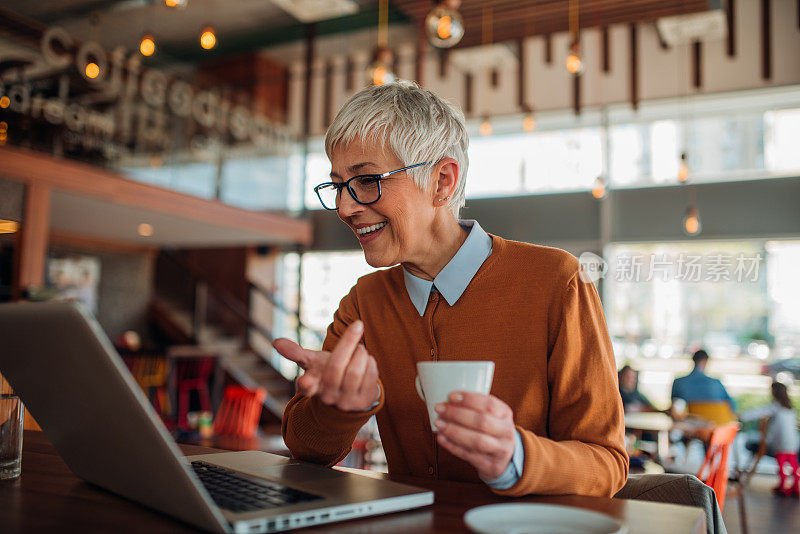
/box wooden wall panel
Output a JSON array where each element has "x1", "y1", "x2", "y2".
[{"x1": 14, "y1": 182, "x2": 50, "y2": 297}]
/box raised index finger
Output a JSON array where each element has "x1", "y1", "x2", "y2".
[
  {"x1": 272, "y1": 338, "x2": 320, "y2": 370},
  {"x1": 448, "y1": 391, "x2": 512, "y2": 419}
]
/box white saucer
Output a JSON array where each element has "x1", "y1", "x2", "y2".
[{"x1": 464, "y1": 503, "x2": 627, "y2": 534}]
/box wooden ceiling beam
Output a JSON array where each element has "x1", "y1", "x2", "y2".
[{"x1": 397, "y1": 0, "x2": 708, "y2": 19}]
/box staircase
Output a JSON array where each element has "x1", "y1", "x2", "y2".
[{"x1": 149, "y1": 250, "x2": 323, "y2": 424}]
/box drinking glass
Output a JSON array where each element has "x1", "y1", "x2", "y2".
[{"x1": 0, "y1": 394, "x2": 24, "y2": 480}]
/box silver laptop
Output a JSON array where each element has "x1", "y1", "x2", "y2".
[{"x1": 0, "y1": 301, "x2": 432, "y2": 533}]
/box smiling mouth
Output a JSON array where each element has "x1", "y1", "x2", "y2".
[{"x1": 355, "y1": 221, "x2": 388, "y2": 236}]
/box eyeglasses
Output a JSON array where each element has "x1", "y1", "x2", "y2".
[{"x1": 314, "y1": 162, "x2": 430, "y2": 211}]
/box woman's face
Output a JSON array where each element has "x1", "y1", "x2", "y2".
[{"x1": 330, "y1": 138, "x2": 436, "y2": 269}]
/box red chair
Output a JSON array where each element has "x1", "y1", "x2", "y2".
[
  {"x1": 696, "y1": 422, "x2": 739, "y2": 511},
  {"x1": 175, "y1": 357, "x2": 215, "y2": 430},
  {"x1": 213, "y1": 385, "x2": 266, "y2": 439}
]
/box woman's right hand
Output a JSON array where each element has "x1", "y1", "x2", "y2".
[{"x1": 272, "y1": 321, "x2": 380, "y2": 412}]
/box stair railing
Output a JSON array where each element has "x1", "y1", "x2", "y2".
[{"x1": 160, "y1": 250, "x2": 324, "y2": 377}]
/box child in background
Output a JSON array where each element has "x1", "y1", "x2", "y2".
[{"x1": 740, "y1": 381, "x2": 799, "y2": 496}]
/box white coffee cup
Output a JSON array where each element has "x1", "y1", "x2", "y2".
[{"x1": 415, "y1": 361, "x2": 495, "y2": 432}]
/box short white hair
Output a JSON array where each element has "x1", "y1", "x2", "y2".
[{"x1": 325, "y1": 80, "x2": 469, "y2": 218}]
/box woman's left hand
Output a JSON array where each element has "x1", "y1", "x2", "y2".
[{"x1": 434, "y1": 392, "x2": 517, "y2": 481}]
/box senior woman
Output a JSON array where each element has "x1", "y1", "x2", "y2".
[{"x1": 274, "y1": 80, "x2": 627, "y2": 497}]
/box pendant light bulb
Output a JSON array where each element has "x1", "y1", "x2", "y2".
[
  {"x1": 140, "y1": 34, "x2": 156, "y2": 56},
  {"x1": 425, "y1": 0, "x2": 465, "y2": 49},
  {"x1": 165, "y1": 0, "x2": 188, "y2": 7},
  {"x1": 566, "y1": 41, "x2": 584, "y2": 75},
  {"x1": 85, "y1": 62, "x2": 100, "y2": 79},
  {"x1": 479, "y1": 116, "x2": 492, "y2": 137},
  {"x1": 683, "y1": 205, "x2": 702, "y2": 236},
  {"x1": 592, "y1": 176, "x2": 607, "y2": 199},
  {"x1": 678, "y1": 152, "x2": 690, "y2": 182},
  {"x1": 200, "y1": 27, "x2": 216, "y2": 50},
  {"x1": 523, "y1": 113, "x2": 536, "y2": 133},
  {"x1": 366, "y1": 47, "x2": 396, "y2": 86}
]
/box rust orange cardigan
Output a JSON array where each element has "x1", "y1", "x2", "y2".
[{"x1": 282, "y1": 235, "x2": 628, "y2": 497}]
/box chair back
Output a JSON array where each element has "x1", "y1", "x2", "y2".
[
  {"x1": 213, "y1": 385, "x2": 266, "y2": 439},
  {"x1": 176, "y1": 357, "x2": 215, "y2": 387},
  {"x1": 131, "y1": 356, "x2": 169, "y2": 389},
  {"x1": 687, "y1": 401, "x2": 737, "y2": 425},
  {"x1": 615, "y1": 474, "x2": 725, "y2": 534},
  {"x1": 696, "y1": 422, "x2": 739, "y2": 511}
]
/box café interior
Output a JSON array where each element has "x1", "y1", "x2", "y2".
[{"x1": 1, "y1": 1, "x2": 799, "y2": 533}]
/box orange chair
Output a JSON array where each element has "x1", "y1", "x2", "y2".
[
  {"x1": 130, "y1": 356, "x2": 170, "y2": 417},
  {"x1": 696, "y1": 422, "x2": 739, "y2": 511},
  {"x1": 213, "y1": 385, "x2": 266, "y2": 439}
]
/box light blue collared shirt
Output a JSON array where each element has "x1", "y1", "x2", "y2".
[{"x1": 403, "y1": 220, "x2": 524, "y2": 490}]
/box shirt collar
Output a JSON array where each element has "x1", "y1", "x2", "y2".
[{"x1": 403, "y1": 220, "x2": 493, "y2": 316}]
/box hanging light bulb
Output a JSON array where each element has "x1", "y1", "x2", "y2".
[
  {"x1": 678, "y1": 152, "x2": 690, "y2": 182},
  {"x1": 85, "y1": 62, "x2": 100, "y2": 79},
  {"x1": 425, "y1": 0, "x2": 465, "y2": 49},
  {"x1": 566, "y1": 0, "x2": 583, "y2": 75},
  {"x1": 566, "y1": 40, "x2": 584, "y2": 75},
  {"x1": 164, "y1": 0, "x2": 187, "y2": 7},
  {"x1": 591, "y1": 176, "x2": 607, "y2": 199},
  {"x1": 479, "y1": 116, "x2": 492, "y2": 137},
  {"x1": 523, "y1": 113, "x2": 536, "y2": 132},
  {"x1": 140, "y1": 34, "x2": 156, "y2": 57},
  {"x1": 0, "y1": 96, "x2": 10, "y2": 109},
  {"x1": 200, "y1": 26, "x2": 216, "y2": 50},
  {"x1": 682, "y1": 205, "x2": 702, "y2": 236},
  {"x1": 138, "y1": 223, "x2": 154, "y2": 237},
  {"x1": 366, "y1": 46, "x2": 396, "y2": 86}
]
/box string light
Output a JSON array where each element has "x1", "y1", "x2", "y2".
[
  {"x1": 682, "y1": 205, "x2": 701, "y2": 236},
  {"x1": 85, "y1": 62, "x2": 100, "y2": 79},
  {"x1": 0, "y1": 96, "x2": 9, "y2": 108},
  {"x1": 140, "y1": 34, "x2": 156, "y2": 56},
  {"x1": 0, "y1": 121, "x2": 7, "y2": 146},
  {"x1": 425, "y1": 0, "x2": 465, "y2": 49},
  {"x1": 200, "y1": 27, "x2": 216, "y2": 50},
  {"x1": 678, "y1": 152, "x2": 690, "y2": 182}
]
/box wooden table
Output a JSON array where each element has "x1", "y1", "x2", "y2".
[
  {"x1": 625, "y1": 412, "x2": 675, "y2": 463},
  {"x1": 0, "y1": 431, "x2": 706, "y2": 534}
]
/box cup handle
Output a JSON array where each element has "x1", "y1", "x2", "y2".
[{"x1": 415, "y1": 375, "x2": 425, "y2": 401}]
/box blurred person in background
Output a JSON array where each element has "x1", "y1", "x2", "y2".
[
  {"x1": 740, "y1": 381, "x2": 799, "y2": 496},
  {"x1": 671, "y1": 349, "x2": 737, "y2": 411},
  {"x1": 273, "y1": 81, "x2": 627, "y2": 498},
  {"x1": 619, "y1": 365, "x2": 657, "y2": 413}
]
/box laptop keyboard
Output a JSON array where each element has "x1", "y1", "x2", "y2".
[{"x1": 191, "y1": 461, "x2": 323, "y2": 513}]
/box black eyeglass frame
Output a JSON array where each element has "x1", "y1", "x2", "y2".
[{"x1": 313, "y1": 162, "x2": 431, "y2": 211}]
